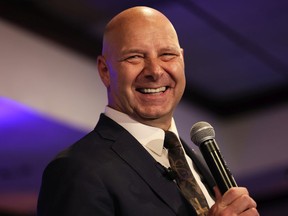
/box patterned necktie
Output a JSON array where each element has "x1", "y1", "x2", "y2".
[{"x1": 164, "y1": 131, "x2": 209, "y2": 216}]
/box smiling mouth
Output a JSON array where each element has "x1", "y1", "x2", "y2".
[{"x1": 137, "y1": 86, "x2": 168, "y2": 94}]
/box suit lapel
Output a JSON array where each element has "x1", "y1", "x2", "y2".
[{"x1": 95, "y1": 114, "x2": 193, "y2": 214}]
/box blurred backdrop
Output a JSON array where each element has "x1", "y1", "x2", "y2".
[{"x1": 0, "y1": 1, "x2": 288, "y2": 215}]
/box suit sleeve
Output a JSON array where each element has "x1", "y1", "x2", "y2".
[{"x1": 37, "y1": 157, "x2": 114, "y2": 216}]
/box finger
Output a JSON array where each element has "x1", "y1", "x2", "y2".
[
  {"x1": 240, "y1": 207, "x2": 259, "y2": 216},
  {"x1": 222, "y1": 187, "x2": 249, "y2": 206},
  {"x1": 230, "y1": 193, "x2": 257, "y2": 214},
  {"x1": 210, "y1": 187, "x2": 258, "y2": 216},
  {"x1": 213, "y1": 186, "x2": 222, "y2": 201}
]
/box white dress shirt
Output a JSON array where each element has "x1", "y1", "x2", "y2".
[{"x1": 105, "y1": 106, "x2": 215, "y2": 207}]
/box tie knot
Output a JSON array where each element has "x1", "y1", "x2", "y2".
[{"x1": 164, "y1": 131, "x2": 181, "y2": 149}]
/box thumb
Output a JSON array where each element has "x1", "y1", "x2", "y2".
[
  {"x1": 213, "y1": 186, "x2": 222, "y2": 201},
  {"x1": 208, "y1": 187, "x2": 222, "y2": 216}
]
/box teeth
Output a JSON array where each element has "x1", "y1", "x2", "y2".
[{"x1": 138, "y1": 86, "x2": 167, "y2": 93}]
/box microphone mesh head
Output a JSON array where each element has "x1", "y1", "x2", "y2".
[{"x1": 190, "y1": 121, "x2": 215, "y2": 146}]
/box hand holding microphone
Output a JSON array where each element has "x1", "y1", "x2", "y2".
[
  {"x1": 190, "y1": 121, "x2": 237, "y2": 194},
  {"x1": 190, "y1": 122, "x2": 259, "y2": 216}
]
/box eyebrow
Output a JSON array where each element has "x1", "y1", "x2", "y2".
[
  {"x1": 120, "y1": 48, "x2": 145, "y2": 55},
  {"x1": 117, "y1": 45, "x2": 181, "y2": 61},
  {"x1": 160, "y1": 47, "x2": 181, "y2": 53},
  {"x1": 121, "y1": 46, "x2": 180, "y2": 55}
]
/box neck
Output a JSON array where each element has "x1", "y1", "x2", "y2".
[{"x1": 134, "y1": 116, "x2": 172, "y2": 131}]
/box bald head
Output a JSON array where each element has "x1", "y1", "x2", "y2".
[
  {"x1": 102, "y1": 6, "x2": 180, "y2": 56},
  {"x1": 97, "y1": 6, "x2": 185, "y2": 129}
]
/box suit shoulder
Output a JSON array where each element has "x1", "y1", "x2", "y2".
[{"x1": 54, "y1": 129, "x2": 115, "y2": 165}]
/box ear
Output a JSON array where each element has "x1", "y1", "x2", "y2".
[
  {"x1": 97, "y1": 55, "x2": 110, "y2": 88},
  {"x1": 180, "y1": 48, "x2": 184, "y2": 57}
]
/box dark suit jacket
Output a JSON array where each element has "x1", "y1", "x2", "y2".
[{"x1": 37, "y1": 114, "x2": 215, "y2": 216}]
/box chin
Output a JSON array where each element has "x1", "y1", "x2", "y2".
[
  {"x1": 139, "y1": 110, "x2": 171, "y2": 120},
  {"x1": 135, "y1": 103, "x2": 173, "y2": 116}
]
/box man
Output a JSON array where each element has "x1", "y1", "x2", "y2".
[{"x1": 37, "y1": 6, "x2": 259, "y2": 216}]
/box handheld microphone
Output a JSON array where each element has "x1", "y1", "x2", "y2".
[{"x1": 190, "y1": 121, "x2": 237, "y2": 194}]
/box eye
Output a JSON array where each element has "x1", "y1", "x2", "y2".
[
  {"x1": 162, "y1": 53, "x2": 176, "y2": 56},
  {"x1": 160, "y1": 53, "x2": 178, "y2": 61},
  {"x1": 127, "y1": 55, "x2": 142, "y2": 59},
  {"x1": 125, "y1": 55, "x2": 144, "y2": 64}
]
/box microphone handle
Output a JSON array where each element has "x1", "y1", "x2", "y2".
[{"x1": 200, "y1": 139, "x2": 238, "y2": 194}]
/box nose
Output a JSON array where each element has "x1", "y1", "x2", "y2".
[{"x1": 143, "y1": 58, "x2": 164, "y2": 80}]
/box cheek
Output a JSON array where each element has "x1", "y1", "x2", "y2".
[
  {"x1": 169, "y1": 62, "x2": 185, "y2": 83},
  {"x1": 180, "y1": 71, "x2": 186, "y2": 86},
  {"x1": 118, "y1": 64, "x2": 142, "y2": 87},
  {"x1": 177, "y1": 61, "x2": 185, "y2": 80},
  {"x1": 110, "y1": 69, "x2": 135, "y2": 96},
  {"x1": 109, "y1": 64, "x2": 126, "y2": 85}
]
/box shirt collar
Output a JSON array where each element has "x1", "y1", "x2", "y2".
[{"x1": 104, "y1": 106, "x2": 180, "y2": 156}]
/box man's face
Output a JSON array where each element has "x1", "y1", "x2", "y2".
[{"x1": 99, "y1": 12, "x2": 186, "y2": 128}]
